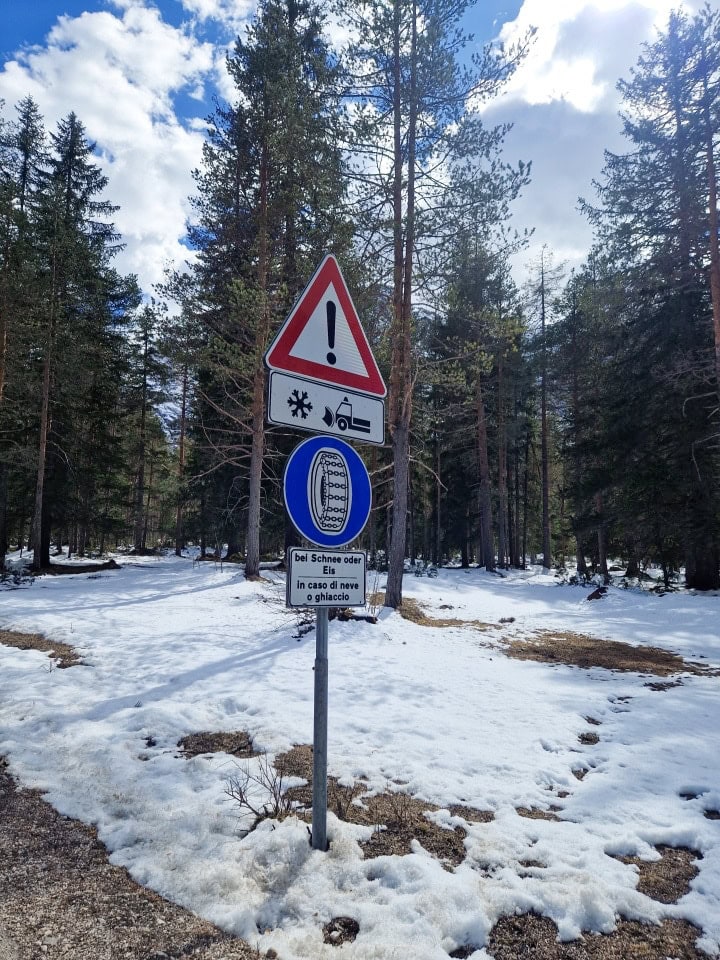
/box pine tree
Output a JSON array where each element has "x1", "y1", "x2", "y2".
[
  {"x1": 182, "y1": 0, "x2": 350, "y2": 576},
  {"x1": 26, "y1": 112, "x2": 135, "y2": 568},
  {"x1": 340, "y1": 0, "x2": 532, "y2": 605},
  {"x1": 0, "y1": 98, "x2": 47, "y2": 566},
  {"x1": 582, "y1": 9, "x2": 720, "y2": 589}
]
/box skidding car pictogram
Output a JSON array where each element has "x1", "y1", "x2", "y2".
[{"x1": 322, "y1": 397, "x2": 371, "y2": 434}]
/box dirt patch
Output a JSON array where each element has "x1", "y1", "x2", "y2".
[
  {"x1": 0, "y1": 758, "x2": 260, "y2": 960},
  {"x1": 0, "y1": 630, "x2": 81, "y2": 669},
  {"x1": 504, "y1": 630, "x2": 713, "y2": 677},
  {"x1": 274, "y1": 744, "x2": 313, "y2": 780},
  {"x1": 516, "y1": 806, "x2": 562, "y2": 822},
  {"x1": 448, "y1": 803, "x2": 494, "y2": 824},
  {"x1": 367, "y1": 593, "x2": 493, "y2": 630},
  {"x1": 578, "y1": 732, "x2": 600, "y2": 745},
  {"x1": 361, "y1": 818, "x2": 467, "y2": 866},
  {"x1": 322, "y1": 916, "x2": 359, "y2": 946},
  {"x1": 276, "y1": 753, "x2": 474, "y2": 869},
  {"x1": 613, "y1": 845, "x2": 701, "y2": 903},
  {"x1": 343, "y1": 791, "x2": 467, "y2": 867},
  {"x1": 705, "y1": 809, "x2": 720, "y2": 820},
  {"x1": 487, "y1": 912, "x2": 705, "y2": 959},
  {"x1": 321, "y1": 782, "x2": 470, "y2": 867},
  {"x1": 177, "y1": 731, "x2": 256, "y2": 759}
]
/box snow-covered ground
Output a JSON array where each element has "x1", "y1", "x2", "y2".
[{"x1": 1, "y1": 556, "x2": 719, "y2": 958}]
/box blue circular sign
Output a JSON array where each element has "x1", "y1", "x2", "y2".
[{"x1": 284, "y1": 436, "x2": 372, "y2": 548}]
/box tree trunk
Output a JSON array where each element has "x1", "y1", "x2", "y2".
[
  {"x1": 435, "y1": 441, "x2": 442, "y2": 566},
  {"x1": 476, "y1": 374, "x2": 495, "y2": 572},
  {"x1": 685, "y1": 539, "x2": 720, "y2": 590},
  {"x1": 386, "y1": 0, "x2": 417, "y2": 609},
  {"x1": 407, "y1": 469, "x2": 415, "y2": 563},
  {"x1": 595, "y1": 491, "x2": 609, "y2": 581},
  {"x1": 0, "y1": 464, "x2": 8, "y2": 570},
  {"x1": 31, "y1": 323, "x2": 54, "y2": 572},
  {"x1": 497, "y1": 353, "x2": 508, "y2": 569},
  {"x1": 199, "y1": 487, "x2": 207, "y2": 557},
  {"x1": 701, "y1": 52, "x2": 720, "y2": 405},
  {"x1": 142, "y1": 449, "x2": 155, "y2": 550},
  {"x1": 133, "y1": 330, "x2": 148, "y2": 552},
  {"x1": 507, "y1": 448, "x2": 516, "y2": 568},
  {"x1": 245, "y1": 138, "x2": 270, "y2": 580},
  {"x1": 174, "y1": 361, "x2": 189, "y2": 556},
  {"x1": 570, "y1": 283, "x2": 588, "y2": 577},
  {"x1": 386, "y1": 421, "x2": 410, "y2": 607},
  {"x1": 0, "y1": 267, "x2": 7, "y2": 407},
  {"x1": 522, "y1": 425, "x2": 530, "y2": 569},
  {"x1": 540, "y1": 254, "x2": 552, "y2": 571}
]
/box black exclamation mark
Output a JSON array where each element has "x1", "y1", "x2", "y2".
[{"x1": 326, "y1": 300, "x2": 337, "y2": 365}]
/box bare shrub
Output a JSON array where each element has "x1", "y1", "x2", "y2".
[{"x1": 224, "y1": 753, "x2": 293, "y2": 835}]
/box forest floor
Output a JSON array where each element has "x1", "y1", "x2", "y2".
[
  {"x1": 1, "y1": 556, "x2": 719, "y2": 959},
  {"x1": 0, "y1": 757, "x2": 261, "y2": 960},
  {"x1": 0, "y1": 739, "x2": 711, "y2": 960}
]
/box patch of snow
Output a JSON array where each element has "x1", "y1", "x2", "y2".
[{"x1": 0, "y1": 559, "x2": 718, "y2": 956}]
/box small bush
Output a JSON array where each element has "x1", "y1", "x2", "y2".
[{"x1": 224, "y1": 753, "x2": 293, "y2": 835}]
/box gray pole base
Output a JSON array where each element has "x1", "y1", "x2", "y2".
[{"x1": 311, "y1": 607, "x2": 329, "y2": 851}]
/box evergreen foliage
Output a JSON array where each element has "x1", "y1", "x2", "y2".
[{"x1": 0, "y1": 6, "x2": 718, "y2": 590}]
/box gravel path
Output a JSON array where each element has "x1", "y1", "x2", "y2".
[{"x1": 0, "y1": 758, "x2": 262, "y2": 960}]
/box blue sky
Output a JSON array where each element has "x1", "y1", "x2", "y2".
[{"x1": 0, "y1": 0, "x2": 700, "y2": 298}]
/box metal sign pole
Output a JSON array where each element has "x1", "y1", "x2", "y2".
[{"x1": 311, "y1": 606, "x2": 329, "y2": 850}]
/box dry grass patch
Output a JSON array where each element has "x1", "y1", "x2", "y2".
[
  {"x1": 368, "y1": 592, "x2": 493, "y2": 630},
  {"x1": 505, "y1": 630, "x2": 712, "y2": 677},
  {"x1": 359, "y1": 792, "x2": 468, "y2": 867},
  {"x1": 448, "y1": 803, "x2": 494, "y2": 823},
  {"x1": 0, "y1": 629, "x2": 81, "y2": 668},
  {"x1": 313, "y1": 781, "x2": 471, "y2": 867},
  {"x1": 613, "y1": 845, "x2": 701, "y2": 903},
  {"x1": 487, "y1": 913, "x2": 705, "y2": 959},
  {"x1": 274, "y1": 743, "x2": 314, "y2": 780},
  {"x1": 177, "y1": 731, "x2": 256, "y2": 759},
  {"x1": 275, "y1": 751, "x2": 477, "y2": 868},
  {"x1": 579, "y1": 731, "x2": 600, "y2": 745},
  {"x1": 516, "y1": 806, "x2": 562, "y2": 822}
]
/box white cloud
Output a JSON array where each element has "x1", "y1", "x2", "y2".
[
  {"x1": 178, "y1": 0, "x2": 254, "y2": 33},
  {"x1": 0, "y1": 4, "x2": 216, "y2": 293},
  {"x1": 1, "y1": 0, "x2": 706, "y2": 300},
  {"x1": 495, "y1": 0, "x2": 700, "y2": 112},
  {"x1": 481, "y1": 0, "x2": 703, "y2": 282}
]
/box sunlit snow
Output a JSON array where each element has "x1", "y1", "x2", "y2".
[{"x1": 1, "y1": 555, "x2": 718, "y2": 957}]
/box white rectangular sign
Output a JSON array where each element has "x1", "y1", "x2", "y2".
[
  {"x1": 268, "y1": 372, "x2": 384, "y2": 445},
  {"x1": 286, "y1": 547, "x2": 367, "y2": 608}
]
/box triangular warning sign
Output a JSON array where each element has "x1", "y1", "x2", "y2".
[{"x1": 265, "y1": 255, "x2": 387, "y2": 398}]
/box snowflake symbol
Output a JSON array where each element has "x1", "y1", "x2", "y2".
[{"x1": 287, "y1": 389, "x2": 313, "y2": 419}]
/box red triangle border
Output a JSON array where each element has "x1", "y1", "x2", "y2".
[{"x1": 265, "y1": 255, "x2": 387, "y2": 398}]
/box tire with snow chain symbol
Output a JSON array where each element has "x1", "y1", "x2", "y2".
[
  {"x1": 284, "y1": 435, "x2": 371, "y2": 548},
  {"x1": 308, "y1": 449, "x2": 351, "y2": 535}
]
